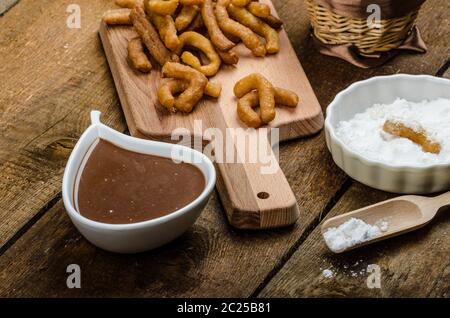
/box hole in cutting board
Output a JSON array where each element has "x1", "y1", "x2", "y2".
[{"x1": 257, "y1": 192, "x2": 270, "y2": 199}]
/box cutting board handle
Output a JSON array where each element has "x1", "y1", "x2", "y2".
[{"x1": 214, "y1": 129, "x2": 299, "y2": 229}]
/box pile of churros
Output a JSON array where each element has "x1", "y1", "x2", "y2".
[{"x1": 103, "y1": 0, "x2": 296, "y2": 126}]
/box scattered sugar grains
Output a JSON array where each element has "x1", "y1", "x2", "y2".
[
  {"x1": 336, "y1": 98, "x2": 450, "y2": 166},
  {"x1": 323, "y1": 218, "x2": 388, "y2": 252},
  {"x1": 322, "y1": 269, "x2": 334, "y2": 278}
]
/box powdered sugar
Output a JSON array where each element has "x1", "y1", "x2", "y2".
[
  {"x1": 336, "y1": 98, "x2": 450, "y2": 166},
  {"x1": 322, "y1": 269, "x2": 334, "y2": 278},
  {"x1": 323, "y1": 218, "x2": 388, "y2": 252}
]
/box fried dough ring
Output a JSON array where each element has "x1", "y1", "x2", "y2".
[
  {"x1": 150, "y1": 13, "x2": 180, "y2": 51},
  {"x1": 247, "y1": 2, "x2": 270, "y2": 18},
  {"x1": 175, "y1": 5, "x2": 199, "y2": 31},
  {"x1": 215, "y1": 0, "x2": 266, "y2": 57},
  {"x1": 127, "y1": 37, "x2": 152, "y2": 72},
  {"x1": 383, "y1": 120, "x2": 441, "y2": 154},
  {"x1": 161, "y1": 62, "x2": 208, "y2": 113},
  {"x1": 231, "y1": 0, "x2": 251, "y2": 7},
  {"x1": 130, "y1": 5, "x2": 178, "y2": 65},
  {"x1": 234, "y1": 73, "x2": 275, "y2": 124},
  {"x1": 103, "y1": 9, "x2": 132, "y2": 25},
  {"x1": 146, "y1": 0, "x2": 179, "y2": 15},
  {"x1": 201, "y1": 0, "x2": 235, "y2": 51},
  {"x1": 158, "y1": 79, "x2": 221, "y2": 110},
  {"x1": 237, "y1": 88, "x2": 298, "y2": 127},
  {"x1": 175, "y1": 31, "x2": 221, "y2": 76},
  {"x1": 218, "y1": 49, "x2": 239, "y2": 65},
  {"x1": 228, "y1": 4, "x2": 279, "y2": 54},
  {"x1": 115, "y1": 0, "x2": 143, "y2": 8}
]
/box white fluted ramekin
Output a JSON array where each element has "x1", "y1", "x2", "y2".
[{"x1": 325, "y1": 74, "x2": 450, "y2": 194}]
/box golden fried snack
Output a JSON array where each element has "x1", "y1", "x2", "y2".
[
  {"x1": 130, "y1": 5, "x2": 178, "y2": 65},
  {"x1": 103, "y1": 9, "x2": 132, "y2": 25},
  {"x1": 218, "y1": 49, "x2": 239, "y2": 65},
  {"x1": 158, "y1": 79, "x2": 220, "y2": 111},
  {"x1": 179, "y1": 0, "x2": 204, "y2": 4},
  {"x1": 231, "y1": 0, "x2": 251, "y2": 7},
  {"x1": 127, "y1": 37, "x2": 152, "y2": 72},
  {"x1": 247, "y1": 1, "x2": 270, "y2": 18},
  {"x1": 228, "y1": 4, "x2": 279, "y2": 54},
  {"x1": 237, "y1": 92, "x2": 262, "y2": 128},
  {"x1": 175, "y1": 5, "x2": 199, "y2": 31},
  {"x1": 215, "y1": 0, "x2": 266, "y2": 57},
  {"x1": 115, "y1": 0, "x2": 143, "y2": 8},
  {"x1": 205, "y1": 82, "x2": 222, "y2": 98},
  {"x1": 161, "y1": 62, "x2": 208, "y2": 112},
  {"x1": 175, "y1": 31, "x2": 221, "y2": 76},
  {"x1": 201, "y1": 0, "x2": 235, "y2": 51},
  {"x1": 150, "y1": 14, "x2": 180, "y2": 51},
  {"x1": 234, "y1": 73, "x2": 275, "y2": 124},
  {"x1": 383, "y1": 120, "x2": 441, "y2": 154},
  {"x1": 186, "y1": 12, "x2": 204, "y2": 31},
  {"x1": 236, "y1": 88, "x2": 298, "y2": 127},
  {"x1": 146, "y1": 0, "x2": 179, "y2": 15},
  {"x1": 260, "y1": 14, "x2": 283, "y2": 29}
]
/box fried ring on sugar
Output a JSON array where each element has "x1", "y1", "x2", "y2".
[
  {"x1": 218, "y1": 49, "x2": 239, "y2": 65},
  {"x1": 234, "y1": 73, "x2": 275, "y2": 124},
  {"x1": 260, "y1": 14, "x2": 283, "y2": 29},
  {"x1": 149, "y1": 14, "x2": 180, "y2": 51},
  {"x1": 237, "y1": 88, "x2": 298, "y2": 127},
  {"x1": 201, "y1": 0, "x2": 235, "y2": 51},
  {"x1": 231, "y1": 0, "x2": 251, "y2": 7},
  {"x1": 103, "y1": 9, "x2": 132, "y2": 25},
  {"x1": 146, "y1": 0, "x2": 179, "y2": 15},
  {"x1": 158, "y1": 79, "x2": 220, "y2": 112},
  {"x1": 228, "y1": 4, "x2": 279, "y2": 54},
  {"x1": 215, "y1": 0, "x2": 266, "y2": 57},
  {"x1": 247, "y1": 1, "x2": 270, "y2": 18},
  {"x1": 127, "y1": 37, "x2": 152, "y2": 72},
  {"x1": 175, "y1": 31, "x2": 221, "y2": 76},
  {"x1": 130, "y1": 5, "x2": 179, "y2": 65},
  {"x1": 115, "y1": 0, "x2": 143, "y2": 8},
  {"x1": 383, "y1": 120, "x2": 441, "y2": 154},
  {"x1": 179, "y1": 0, "x2": 204, "y2": 5},
  {"x1": 175, "y1": 5, "x2": 199, "y2": 31},
  {"x1": 161, "y1": 62, "x2": 208, "y2": 113}
]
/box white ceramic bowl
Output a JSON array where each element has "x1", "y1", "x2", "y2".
[
  {"x1": 62, "y1": 111, "x2": 216, "y2": 253},
  {"x1": 325, "y1": 74, "x2": 450, "y2": 194}
]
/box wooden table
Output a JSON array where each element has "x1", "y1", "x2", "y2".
[{"x1": 0, "y1": 0, "x2": 448, "y2": 298}]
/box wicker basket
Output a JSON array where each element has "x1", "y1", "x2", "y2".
[{"x1": 306, "y1": 0, "x2": 420, "y2": 54}]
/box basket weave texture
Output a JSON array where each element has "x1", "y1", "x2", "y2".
[{"x1": 306, "y1": 0, "x2": 419, "y2": 54}]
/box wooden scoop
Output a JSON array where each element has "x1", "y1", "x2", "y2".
[{"x1": 321, "y1": 192, "x2": 450, "y2": 253}]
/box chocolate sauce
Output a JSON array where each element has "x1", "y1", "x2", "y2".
[{"x1": 76, "y1": 139, "x2": 205, "y2": 224}]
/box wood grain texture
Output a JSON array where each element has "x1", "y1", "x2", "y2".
[
  {"x1": 99, "y1": 0, "x2": 324, "y2": 229},
  {"x1": 0, "y1": 0, "x2": 127, "y2": 249},
  {"x1": 0, "y1": 0, "x2": 449, "y2": 297},
  {"x1": 259, "y1": 182, "x2": 450, "y2": 297}
]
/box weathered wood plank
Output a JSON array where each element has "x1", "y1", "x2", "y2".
[
  {"x1": 0, "y1": 0, "x2": 449, "y2": 297},
  {"x1": 0, "y1": 0, "x2": 127, "y2": 249},
  {"x1": 259, "y1": 182, "x2": 450, "y2": 297}
]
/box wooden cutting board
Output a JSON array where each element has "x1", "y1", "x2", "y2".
[{"x1": 99, "y1": 1, "x2": 323, "y2": 229}]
